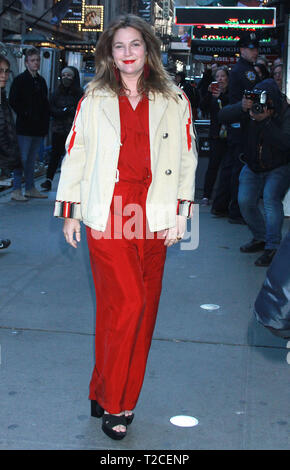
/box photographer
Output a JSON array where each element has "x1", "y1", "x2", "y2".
[{"x1": 218, "y1": 79, "x2": 290, "y2": 267}]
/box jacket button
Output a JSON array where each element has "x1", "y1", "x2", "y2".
[
  {"x1": 163, "y1": 133, "x2": 168, "y2": 139},
  {"x1": 165, "y1": 169, "x2": 172, "y2": 175}
]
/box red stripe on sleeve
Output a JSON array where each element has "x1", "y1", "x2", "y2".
[
  {"x1": 67, "y1": 96, "x2": 84, "y2": 156},
  {"x1": 182, "y1": 92, "x2": 192, "y2": 151}
]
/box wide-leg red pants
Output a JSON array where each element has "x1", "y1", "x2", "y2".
[{"x1": 87, "y1": 185, "x2": 167, "y2": 414}]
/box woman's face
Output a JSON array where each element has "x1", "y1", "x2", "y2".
[
  {"x1": 112, "y1": 27, "x2": 147, "y2": 81},
  {"x1": 216, "y1": 70, "x2": 228, "y2": 90},
  {"x1": 254, "y1": 66, "x2": 262, "y2": 79},
  {"x1": 273, "y1": 66, "x2": 282, "y2": 90},
  {"x1": 0, "y1": 61, "x2": 10, "y2": 89}
]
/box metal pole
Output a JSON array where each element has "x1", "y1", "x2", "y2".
[
  {"x1": 29, "y1": 5, "x2": 55, "y2": 30},
  {"x1": 0, "y1": 0, "x2": 18, "y2": 17},
  {"x1": 285, "y1": 14, "x2": 289, "y2": 97},
  {"x1": 0, "y1": 0, "x2": 3, "y2": 41}
]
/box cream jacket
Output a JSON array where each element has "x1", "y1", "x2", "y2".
[{"x1": 54, "y1": 86, "x2": 198, "y2": 232}]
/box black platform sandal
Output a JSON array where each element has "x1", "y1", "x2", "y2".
[
  {"x1": 91, "y1": 400, "x2": 134, "y2": 425},
  {"x1": 102, "y1": 414, "x2": 127, "y2": 440},
  {"x1": 124, "y1": 412, "x2": 134, "y2": 425},
  {"x1": 91, "y1": 400, "x2": 104, "y2": 418}
]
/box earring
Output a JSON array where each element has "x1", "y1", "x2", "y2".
[
  {"x1": 144, "y1": 56, "x2": 150, "y2": 80},
  {"x1": 113, "y1": 62, "x2": 120, "y2": 82}
]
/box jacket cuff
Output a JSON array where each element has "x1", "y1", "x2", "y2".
[
  {"x1": 54, "y1": 200, "x2": 81, "y2": 219},
  {"x1": 177, "y1": 199, "x2": 194, "y2": 218}
]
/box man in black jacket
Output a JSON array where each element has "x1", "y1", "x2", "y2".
[
  {"x1": 219, "y1": 79, "x2": 290, "y2": 267},
  {"x1": 9, "y1": 47, "x2": 49, "y2": 201}
]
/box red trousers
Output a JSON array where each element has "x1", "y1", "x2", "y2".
[{"x1": 87, "y1": 191, "x2": 167, "y2": 414}]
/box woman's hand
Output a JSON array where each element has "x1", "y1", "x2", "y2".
[
  {"x1": 242, "y1": 96, "x2": 253, "y2": 112},
  {"x1": 63, "y1": 218, "x2": 81, "y2": 248},
  {"x1": 163, "y1": 215, "x2": 186, "y2": 247},
  {"x1": 211, "y1": 88, "x2": 221, "y2": 99}
]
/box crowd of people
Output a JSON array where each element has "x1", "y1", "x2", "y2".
[
  {"x1": 0, "y1": 21, "x2": 289, "y2": 440},
  {"x1": 179, "y1": 32, "x2": 289, "y2": 269},
  {"x1": 0, "y1": 47, "x2": 84, "y2": 245}
]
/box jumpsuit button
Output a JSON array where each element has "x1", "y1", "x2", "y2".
[{"x1": 165, "y1": 169, "x2": 172, "y2": 175}]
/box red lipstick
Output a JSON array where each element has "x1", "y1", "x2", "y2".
[{"x1": 123, "y1": 60, "x2": 136, "y2": 64}]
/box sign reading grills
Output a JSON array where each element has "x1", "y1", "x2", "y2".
[
  {"x1": 138, "y1": 0, "x2": 152, "y2": 23},
  {"x1": 175, "y1": 7, "x2": 276, "y2": 28}
]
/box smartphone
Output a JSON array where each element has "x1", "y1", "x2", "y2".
[{"x1": 210, "y1": 81, "x2": 219, "y2": 93}]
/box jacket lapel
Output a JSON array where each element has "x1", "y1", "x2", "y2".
[
  {"x1": 101, "y1": 93, "x2": 120, "y2": 140},
  {"x1": 101, "y1": 91, "x2": 169, "y2": 157},
  {"x1": 149, "y1": 93, "x2": 168, "y2": 158}
]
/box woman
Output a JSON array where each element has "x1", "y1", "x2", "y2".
[
  {"x1": 254, "y1": 62, "x2": 270, "y2": 81},
  {"x1": 0, "y1": 54, "x2": 21, "y2": 249},
  {"x1": 54, "y1": 15, "x2": 197, "y2": 440},
  {"x1": 272, "y1": 64, "x2": 283, "y2": 91},
  {"x1": 200, "y1": 66, "x2": 229, "y2": 206},
  {"x1": 41, "y1": 66, "x2": 83, "y2": 191}
]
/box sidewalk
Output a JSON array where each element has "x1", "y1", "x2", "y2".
[{"x1": 0, "y1": 176, "x2": 289, "y2": 450}]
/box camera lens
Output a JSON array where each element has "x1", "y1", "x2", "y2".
[{"x1": 252, "y1": 103, "x2": 264, "y2": 114}]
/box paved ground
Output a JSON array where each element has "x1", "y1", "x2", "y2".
[{"x1": 0, "y1": 172, "x2": 289, "y2": 450}]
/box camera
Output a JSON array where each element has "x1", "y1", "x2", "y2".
[{"x1": 244, "y1": 89, "x2": 268, "y2": 114}]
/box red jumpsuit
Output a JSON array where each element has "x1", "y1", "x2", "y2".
[{"x1": 87, "y1": 95, "x2": 167, "y2": 414}]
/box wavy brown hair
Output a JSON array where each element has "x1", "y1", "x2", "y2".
[{"x1": 86, "y1": 14, "x2": 176, "y2": 99}]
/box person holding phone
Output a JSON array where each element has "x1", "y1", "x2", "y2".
[{"x1": 200, "y1": 66, "x2": 229, "y2": 206}]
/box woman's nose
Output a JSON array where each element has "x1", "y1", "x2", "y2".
[{"x1": 124, "y1": 45, "x2": 132, "y2": 56}]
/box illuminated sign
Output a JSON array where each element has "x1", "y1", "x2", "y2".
[
  {"x1": 138, "y1": 0, "x2": 152, "y2": 23},
  {"x1": 191, "y1": 39, "x2": 279, "y2": 56},
  {"x1": 78, "y1": 5, "x2": 104, "y2": 32},
  {"x1": 60, "y1": 1, "x2": 104, "y2": 32},
  {"x1": 61, "y1": 0, "x2": 84, "y2": 24},
  {"x1": 175, "y1": 7, "x2": 276, "y2": 28}
]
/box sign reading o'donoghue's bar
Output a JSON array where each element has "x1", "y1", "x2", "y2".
[
  {"x1": 175, "y1": 7, "x2": 276, "y2": 28},
  {"x1": 191, "y1": 40, "x2": 280, "y2": 57}
]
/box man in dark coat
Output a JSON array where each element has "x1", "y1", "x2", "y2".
[
  {"x1": 9, "y1": 47, "x2": 50, "y2": 201},
  {"x1": 175, "y1": 72, "x2": 199, "y2": 120}
]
